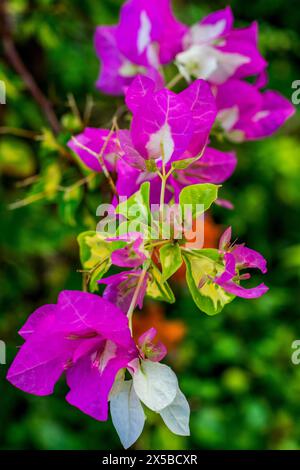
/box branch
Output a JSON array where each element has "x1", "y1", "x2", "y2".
[{"x1": 0, "y1": 0, "x2": 61, "y2": 134}]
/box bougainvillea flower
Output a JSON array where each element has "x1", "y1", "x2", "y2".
[
  {"x1": 98, "y1": 269, "x2": 148, "y2": 312},
  {"x1": 94, "y1": 0, "x2": 187, "y2": 95},
  {"x1": 67, "y1": 127, "x2": 120, "y2": 172},
  {"x1": 69, "y1": 76, "x2": 216, "y2": 179},
  {"x1": 109, "y1": 233, "x2": 147, "y2": 268},
  {"x1": 215, "y1": 79, "x2": 295, "y2": 141},
  {"x1": 137, "y1": 327, "x2": 167, "y2": 362},
  {"x1": 94, "y1": 26, "x2": 164, "y2": 96},
  {"x1": 214, "y1": 227, "x2": 268, "y2": 298},
  {"x1": 176, "y1": 6, "x2": 267, "y2": 85},
  {"x1": 7, "y1": 291, "x2": 137, "y2": 421},
  {"x1": 126, "y1": 76, "x2": 216, "y2": 164}
]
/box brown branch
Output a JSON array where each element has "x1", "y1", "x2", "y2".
[{"x1": 0, "y1": 0, "x2": 61, "y2": 134}]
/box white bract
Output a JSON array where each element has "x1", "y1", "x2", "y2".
[
  {"x1": 133, "y1": 360, "x2": 178, "y2": 411},
  {"x1": 160, "y1": 388, "x2": 190, "y2": 436},
  {"x1": 110, "y1": 360, "x2": 190, "y2": 448},
  {"x1": 176, "y1": 45, "x2": 249, "y2": 85},
  {"x1": 110, "y1": 379, "x2": 146, "y2": 450}
]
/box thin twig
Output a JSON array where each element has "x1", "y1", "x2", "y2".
[
  {"x1": 0, "y1": 127, "x2": 40, "y2": 139},
  {"x1": 71, "y1": 120, "x2": 118, "y2": 197},
  {"x1": 83, "y1": 95, "x2": 94, "y2": 127},
  {"x1": 67, "y1": 93, "x2": 82, "y2": 124},
  {"x1": 0, "y1": 0, "x2": 61, "y2": 134},
  {"x1": 127, "y1": 266, "x2": 149, "y2": 332},
  {"x1": 166, "y1": 73, "x2": 183, "y2": 89},
  {"x1": 8, "y1": 192, "x2": 48, "y2": 210}
]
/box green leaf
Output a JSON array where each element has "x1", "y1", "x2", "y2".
[
  {"x1": 160, "y1": 242, "x2": 183, "y2": 281},
  {"x1": 179, "y1": 184, "x2": 219, "y2": 218},
  {"x1": 183, "y1": 252, "x2": 234, "y2": 315},
  {"x1": 146, "y1": 264, "x2": 175, "y2": 304},
  {"x1": 186, "y1": 248, "x2": 221, "y2": 262},
  {"x1": 171, "y1": 157, "x2": 199, "y2": 170},
  {"x1": 116, "y1": 182, "x2": 151, "y2": 226},
  {"x1": 77, "y1": 231, "x2": 126, "y2": 291}
]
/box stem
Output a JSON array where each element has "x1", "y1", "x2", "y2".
[
  {"x1": 57, "y1": 172, "x2": 95, "y2": 193},
  {"x1": 0, "y1": 127, "x2": 40, "y2": 139},
  {"x1": 67, "y1": 93, "x2": 82, "y2": 125},
  {"x1": 78, "y1": 255, "x2": 110, "y2": 292},
  {"x1": 8, "y1": 191, "x2": 47, "y2": 210},
  {"x1": 0, "y1": 0, "x2": 61, "y2": 134},
  {"x1": 159, "y1": 144, "x2": 167, "y2": 228},
  {"x1": 166, "y1": 73, "x2": 183, "y2": 90},
  {"x1": 71, "y1": 134, "x2": 117, "y2": 197},
  {"x1": 127, "y1": 265, "x2": 149, "y2": 332}
]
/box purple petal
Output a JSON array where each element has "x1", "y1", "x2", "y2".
[
  {"x1": 232, "y1": 245, "x2": 267, "y2": 274},
  {"x1": 19, "y1": 304, "x2": 56, "y2": 339},
  {"x1": 66, "y1": 343, "x2": 135, "y2": 421},
  {"x1": 138, "y1": 327, "x2": 157, "y2": 347},
  {"x1": 214, "y1": 198, "x2": 234, "y2": 210},
  {"x1": 131, "y1": 88, "x2": 193, "y2": 163},
  {"x1": 111, "y1": 234, "x2": 146, "y2": 268},
  {"x1": 115, "y1": 159, "x2": 141, "y2": 198},
  {"x1": 240, "y1": 90, "x2": 295, "y2": 140},
  {"x1": 179, "y1": 80, "x2": 217, "y2": 158},
  {"x1": 138, "y1": 327, "x2": 167, "y2": 362},
  {"x1": 217, "y1": 23, "x2": 267, "y2": 81},
  {"x1": 215, "y1": 252, "x2": 236, "y2": 284},
  {"x1": 219, "y1": 227, "x2": 232, "y2": 251},
  {"x1": 98, "y1": 270, "x2": 148, "y2": 313},
  {"x1": 216, "y1": 79, "x2": 261, "y2": 123},
  {"x1": 156, "y1": 1, "x2": 188, "y2": 63},
  {"x1": 216, "y1": 80, "x2": 294, "y2": 140},
  {"x1": 170, "y1": 147, "x2": 236, "y2": 202},
  {"x1": 186, "y1": 147, "x2": 236, "y2": 183},
  {"x1": 68, "y1": 128, "x2": 119, "y2": 172},
  {"x1": 117, "y1": 129, "x2": 147, "y2": 170},
  {"x1": 219, "y1": 281, "x2": 269, "y2": 299},
  {"x1": 56, "y1": 291, "x2": 133, "y2": 348},
  {"x1": 125, "y1": 75, "x2": 156, "y2": 113},
  {"x1": 7, "y1": 333, "x2": 71, "y2": 395},
  {"x1": 94, "y1": 26, "x2": 133, "y2": 96},
  {"x1": 199, "y1": 6, "x2": 233, "y2": 38},
  {"x1": 116, "y1": 0, "x2": 186, "y2": 67}
]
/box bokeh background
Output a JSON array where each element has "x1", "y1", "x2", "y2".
[{"x1": 1, "y1": 0, "x2": 300, "y2": 450}]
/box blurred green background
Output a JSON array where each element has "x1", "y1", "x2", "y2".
[{"x1": 1, "y1": 0, "x2": 300, "y2": 450}]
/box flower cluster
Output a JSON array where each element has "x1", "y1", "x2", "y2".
[{"x1": 7, "y1": 1, "x2": 295, "y2": 449}]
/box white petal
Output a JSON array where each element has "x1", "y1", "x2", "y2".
[
  {"x1": 133, "y1": 360, "x2": 178, "y2": 412},
  {"x1": 176, "y1": 45, "x2": 218, "y2": 81},
  {"x1": 217, "y1": 106, "x2": 239, "y2": 131},
  {"x1": 110, "y1": 380, "x2": 146, "y2": 449},
  {"x1": 146, "y1": 122, "x2": 175, "y2": 164},
  {"x1": 137, "y1": 11, "x2": 152, "y2": 54},
  {"x1": 176, "y1": 45, "x2": 249, "y2": 85},
  {"x1": 160, "y1": 388, "x2": 190, "y2": 436},
  {"x1": 209, "y1": 49, "x2": 250, "y2": 84},
  {"x1": 185, "y1": 20, "x2": 227, "y2": 46}
]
